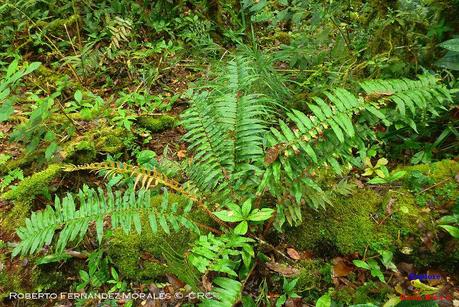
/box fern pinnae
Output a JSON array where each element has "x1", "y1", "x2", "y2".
[{"x1": 13, "y1": 187, "x2": 198, "y2": 257}]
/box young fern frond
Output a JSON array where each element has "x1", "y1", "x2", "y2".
[
  {"x1": 64, "y1": 162, "x2": 199, "y2": 202},
  {"x1": 200, "y1": 277, "x2": 242, "y2": 307},
  {"x1": 13, "y1": 186, "x2": 198, "y2": 257},
  {"x1": 181, "y1": 91, "x2": 233, "y2": 192},
  {"x1": 182, "y1": 55, "x2": 274, "y2": 192}
]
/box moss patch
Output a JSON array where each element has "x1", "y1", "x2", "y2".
[
  {"x1": 398, "y1": 159, "x2": 459, "y2": 183},
  {"x1": 286, "y1": 189, "x2": 386, "y2": 255},
  {"x1": 136, "y1": 115, "x2": 177, "y2": 133},
  {"x1": 1, "y1": 164, "x2": 62, "y2": 203},
  {"x1": 295, "y1": 259, "x2": 328, "y2": 291}
]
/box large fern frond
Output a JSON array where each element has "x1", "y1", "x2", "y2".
[
  {"x1": 13, "y1": 186, "x2": 198, "y2": 257},
  {"x1": 360, "y1": 74, "x2": 452, "y2": 117},
  {"x1": 262, "y1": 75, "x2": 452, "y2": 208}
]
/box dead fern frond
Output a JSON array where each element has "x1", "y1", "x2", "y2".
[{"x1": 63, "y1": 162, "x2": 199, "y2": 202}]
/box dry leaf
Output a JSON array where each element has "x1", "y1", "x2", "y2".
[
  {"x1": 167, "y1": 274, "x2": 186, "y2": 289},
  {"x1": 332, "y1": 257, "x2": 353, "y2": 277},
  {"x1": 355, "y1": 179, "x2": 365, "y2": 189},
  {"x1": 202, "y1": 275, "x2": 213, "y2": 292},
  {"x1": 287, "y1": 248, "x2": 301, "y2": 260},
  {"x1": 177, "y1": 150, "x2": 187, "y2": 160},
  {"x1": 264, "y1": 146, "x2": 280, "y2": 165},
  {"x1": 266, "y1": 261, "x2": 300, "y2": 277}
]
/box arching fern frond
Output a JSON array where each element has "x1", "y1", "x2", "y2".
[
  {"x1": 360, "y1": 74, "x2": 452, "y2": 117},
  {"x1": 64, "y1": 162, "x2": 199, "y2": 202},
  {"x1": 13, "y1": 187, "x2": 198, "y2": 257},
  {"x1": 266, "y1": 75, "x2": 452, "y2": 170},
  {"x1": 262, "y1": 75, "x2": 453, "y2": 209}
]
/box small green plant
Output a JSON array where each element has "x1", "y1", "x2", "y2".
[
  {"x1": 107, "y1": 267, "x2": 128, "y2": 293},
  {"x1": 112, "y1": 108, "x2": 137, "y2": 130},
  {"x1": 353, "y1": 258, "x2": 385, "y2": 282},
  {"x1": 213, "y1": 199, "x2": 274, "y2": 235},
  {"x1": 363, "y1": 157, "x2": 406, "y2": 184},
  {"x1": 276, "y1": 278, "x2": 300, "y2": 307},
  {"x1": 76, "y1": 250, "x2": 110, "y2": 291},
  {"x1": 353, "y1": 250, "x2": 397, "y2": 283},
  {"x1": 0, "y1": 59, "x2": 41, "y2": 123},
  {"x1": 437, "y1": 203, "x2": 459, "y2": 239}
]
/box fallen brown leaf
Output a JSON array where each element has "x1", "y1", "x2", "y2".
[
  {"x1": 177, "y1": 149, "x2": 187, "y2": 160},
  {"x1": 266, "y1": 261, "x2": 300, "y2": 277},
  {"x1": 167, "y1": 274, "x2": 186, "y2": 289},
  {"x1": 287, "y1": 248, "x2": 301, "y2": 260},
  {"x1": 332, "y1": 257, "x2": 354, "y2": 277}
]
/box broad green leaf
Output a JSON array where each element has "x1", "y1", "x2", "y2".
[
  {"x1": 439, "y1": 38, "x2": 459, "y2": 52},
  {"x1": 315, "y1": 293, "x2": 331, "y2": 307},
  {"x1": 248, "y1": 208, "x2": 274, "y2": 221},
  {"x1": 439, "y1": 225, "x2": 459, "y2": 238},
  {"x1": 74, "y1": 90, "x2": 83, "y2": 103},
  {"x1": 234, "y1": 221, "x2": 248, "y2": 235},
  {"x1": 353, "y1": 260, "x2": 370, "y2": 269},
  {"x1": 214, "y1": 210, "x2": 243, "y2": 222},
  {"x1": 241, "y1": 199, "x2": 252, "y2": 217}
]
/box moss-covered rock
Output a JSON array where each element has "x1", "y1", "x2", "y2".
[
  {"x1": 286, "y1": 160, "x2": 459, "y2": 270},
  {"x1": 1, "y1": 164, "x2": 62, "y2": 233},
  {"x1": 398, "y1": 159, "x2": 459, "y2": 183},
  {"x1": 136, "y1": 115, "x2": 177, "y2": 133},
  {"x1": 1, "y1": 164, "x2": 62, "y2": 203},
  {"x1": 61, "y1": 126, "x2": 129, "y2": 163},
  {"x1": 63, "y1": 139, "x2": 96, "y2": 164},
  {"x1": 286, "y1": 190, "x2": 387, "y2": 255}
]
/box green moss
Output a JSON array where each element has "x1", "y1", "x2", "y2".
[
  {"x1": 137, "y1": 115, "x2": 177, "y2": 133},
  {"x1": 383, "y1": 189, "x2": 430, "y2": 238},
  {"x1": 63, "y1": 138, "x2": 96, "y2": 164},
  {"x1": 0, "y1": 201, "x2": 30, "y2": 232},
  {"x1": 0, "y1": 267, "x2": 26, "y2": 300},
  {"x1": 295, "y1": 259, "x2": 326, "y2": 291},
  {"x1": 399, "y1": 159, "x2": 459, "y2": 183},
  {"x1": 1, "y1": 164, "x2": 62, "y2": 202},
  {"x1": 62, "y1": 127, "x2": 128, "y2": 162},
  {"x1": 286, "y1": 190, "x2": 387, "y2": 255},
  {"x1": 95, "y1": 134, "x2": 124, "y2": 154},
  {"x1": 333, "y1": 281, "x2": 392, "y2": 305},
  {"x1": 0, "y1": 150, "x2": 43, "y2": 176}
]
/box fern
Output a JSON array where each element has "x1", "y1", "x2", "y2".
[
  {"x1": 13, "y1": 186, "x2": 198, "y2": 257},
  {"x1": 64, "y1": 162, "x2": 199, "y2": 202},
  {"x1": 189, "y1": 233, "x2": 254, "y2": 277},
  {"x1": 181, "y1": 55, "x2": 275, "y2": 193},
  {"x1": 200, "y1": 277, "x2": 242, "y2": 307},
  {"x1": 260, "y1": 75, "x2": 453, "y2": 208}
]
